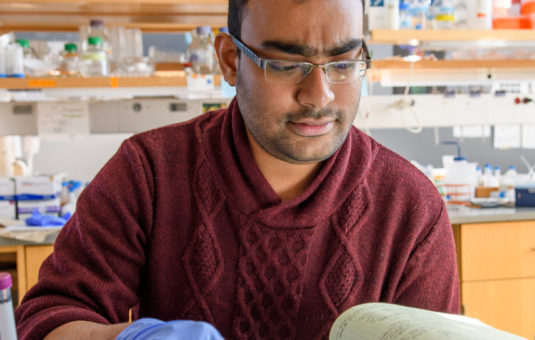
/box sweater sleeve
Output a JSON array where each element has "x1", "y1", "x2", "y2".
[
  {"x1": 393, "y1": 204, "x2": 461, "y2": 314},
  {"x1": 15, "y1": 139, "x2": 154, "y2": 340}
]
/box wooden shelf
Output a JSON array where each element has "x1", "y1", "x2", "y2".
[
  {"x1": 0, "y1": 75, "x2": 222, "y2": 89},
  {"x1": 0, "y1": 0, "x2": 228, "y2": 32},
  {"x1": 372, "y1": 59, "x2": 535, "y2": 70},
  {"x1": 370, "y1": 29, "x2": 535, "y2": 44}
]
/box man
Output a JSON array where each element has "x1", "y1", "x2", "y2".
[{"x1": 16, "y1": 0, "x2": 460, "y2": 339}]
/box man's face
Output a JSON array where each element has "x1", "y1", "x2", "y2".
[{"x1": 235, "y1": 0, "x2": 364, "y2": 164}]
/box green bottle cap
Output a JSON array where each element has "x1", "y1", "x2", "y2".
[
  {"x1": 16, "y1": 39, "x2": 30, "y2": 49},
  {"x1": 64, "y1": 43, "x2": 78, "y2": 53},
  {"x1": 88, "y1": 36, "x2": 103, "y2": 46}
]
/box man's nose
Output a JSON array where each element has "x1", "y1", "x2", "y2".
[{"x1": 296, "y1": 66, "x2": 335, "y2": 110}]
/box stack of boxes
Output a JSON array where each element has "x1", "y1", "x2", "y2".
[
  {"x1": 0, "y1": 174, "x2": 63, "y2": 221},
  {"x1": 0, "y1": 178, "x2": 16, "y2": 219}
]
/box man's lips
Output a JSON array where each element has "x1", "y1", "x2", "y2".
[{"x1": 288, "y1": 120, "x2": 335, "y2": 136}]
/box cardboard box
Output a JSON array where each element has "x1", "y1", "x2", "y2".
[
  {"x1": 14, "y1": 174, "x2": 63, "y2": 201},
  {"x1": 0, "y1": 177, "x2": 16, "y2": 219},
  {"x1": 17, "y1": 198, "x2": 61, "y2": 220},
  {"x1": 14, "y1": 175, "x2": 64, "y2": 220},
  {"x1": 515, "y1": 187, "x2": 535, "y2": 207}
]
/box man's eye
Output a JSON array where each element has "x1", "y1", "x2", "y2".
[
  {"x1": 267, "y1": 62, "x2": 301, "y2": 73},
  {"x1": 331, "y1": 62, "x2": 356, "y2": 71}
]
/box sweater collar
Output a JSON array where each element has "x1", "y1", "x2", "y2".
[{"x1": 201, "y1": 98, "x2": 376, "y2": 228}]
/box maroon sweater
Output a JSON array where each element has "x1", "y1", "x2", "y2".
[{"x1": 16, "y1": 99, "x2": 459, "y2": 340}]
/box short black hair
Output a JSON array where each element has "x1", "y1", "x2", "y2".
[{"x1": 228, "y1": 0, "x2": 365, "y2": 40}]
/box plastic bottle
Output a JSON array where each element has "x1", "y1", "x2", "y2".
[
  {"x1": 445, "y1": 156, "x2": 477, "y2": 203},
  {"x1": 493, "y1": 0, "x2": 512, "y2": 17},
  {"x1": 483, "y1": 163, "x2": 493, "y2": 187},
  {"x1": 500, "y1": 165, "x2": 517, "y2": 203},
  {"x1": 385, "y1": 0, "x2": 401, "y2": 29},
  {"x1": 442, "y1": 141, "x2": 477, "y2": 203},
  {"x1": 474, "y1": 0, "x2": 493, "y2": 29},
  {"x1": 5, "y1": 43, "x2": 24, "y2": 78},
  {"x1": 0, "y1": 47, "x2": 6, "y2": 78},
  {"x1": 408, "y1": 0, "x2": 431, "y2": 29},
  {"x1": 56, "y1": 43, "x2": 80, "y2": 77},
  {"x1": 431, "y1": 0, "x2": 455, "y2": 29},
  {"x1": 491, "y1": 166, "x2": 501, "y2": 187},
  {"x1": 476, "y1": 165, "x2": 483, "y2": 186},
  {"x1": 399, "y1": 2, "x2": 413, "y2": 28},
  {"x1": 0, "y1": 272, "x2": 18, "y2": 340},
  {"x1": 186, "y1": 26, "x2": 216, "y2": 75},
  {"x1": 81, "y1": 36, "x2": 109, "y2": 77}
]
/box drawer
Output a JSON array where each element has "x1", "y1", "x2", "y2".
[{"x1": 456, "y1": 221, "x2": 535, "y2": 281}]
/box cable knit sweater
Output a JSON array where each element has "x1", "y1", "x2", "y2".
[{"x1": 16, "y1": 98, "x2": 459, "y2": 340}]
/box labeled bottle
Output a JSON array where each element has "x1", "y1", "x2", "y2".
[
  {"x1": 186, "y1": 26, "x2": 216, "y2": 75},
  {"x1": 408, "y1": 0, "x2": 431, "y2": 29},
  {"x1": 80, "y1": 19, "x2": 110, "y2": 54},
  {"x1": 431, "y1": 0, "x2": 455, "y2": 29},
  {"x1": 399, "y1": 2, "x2": 413, "y2": 28},
  {"x1": 385, "y1": 0, "x2": 401, "y2": 29},
  {"x1": 81, "y1": 36, "x2": 109, "y2": 77},
  {"x1": 474, "y1": 0, "x2": 493, "y2": 29},
  {"x1": 57, "y1": 43, "x2": 80, "y2": 77},
  {"x1": 0, "y1": 272, "x2": 18, "y2": 340}
]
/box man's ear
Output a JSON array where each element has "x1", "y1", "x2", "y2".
[{"x1": 214, "y1": 33, "x2": 238, "y2": 86}]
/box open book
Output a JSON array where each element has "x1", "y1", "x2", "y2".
[{"x1": 330, "y1": 303, "x2": 526, "y2": 340}]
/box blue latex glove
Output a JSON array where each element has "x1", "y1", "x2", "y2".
[
  {"x1": 116, "y1": 318, "x2": 225, "y2": 340},
  {"x1": 25, "y1": 210, "x2": 69, "y2": 226}
]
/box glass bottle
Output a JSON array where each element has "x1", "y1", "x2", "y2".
[
  {"x1": 81, "y1": 36, "x2": 109, "y2": 77},
  {"x1": 408, "y1": 0, "x2": 431, "y2": 29},
  {"x1": 431, "y1": 0, "x2": 455, "y2": 29},
  {"x1": 0, "y1": 272, "x2": 18, "y2": 340},
  {"x1": 186, "y1": 26, "x2": 216, "y2": 75},
  {"x1": 57, "y1": 43, "x2": 80, "y2": 77}
]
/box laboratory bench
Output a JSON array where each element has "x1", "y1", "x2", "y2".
[{"x1": 449, "y1": 205, "x2": 535, "y2": 339}]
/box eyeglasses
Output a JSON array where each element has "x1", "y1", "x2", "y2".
[{"x1": 229, "y1": 33, "x2": 372, "y2": 85}]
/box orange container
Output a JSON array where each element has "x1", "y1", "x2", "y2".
[
  {"x1": 522, "y1": 0, "x2": 535, "y2": 28},
  {"x1": 521, "y1": 1, "x2": 535, "y2": 15},
  {"x1": 492, "y1": 16, "x2": 533, "y2": 28}
]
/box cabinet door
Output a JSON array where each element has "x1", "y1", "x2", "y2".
[
  {"x1": 462, "y1": 278, "x2": 535, "y2": 340},
  {"x1": 24, "y1": 245, "x2": 54, "y2": 291},
  {"x1": 459, "y1": 221, "x2": 535, "y2": 281}
]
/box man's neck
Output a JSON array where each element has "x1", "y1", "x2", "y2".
[{"x1": 246, "y1": 130, "x2": 322, "y2": 202}]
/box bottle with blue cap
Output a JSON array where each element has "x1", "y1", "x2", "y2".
[
  {"x1": 0, "y1": 272, "x2": 18, "y2": 340},
  {"x1": 442, "y1": 141, "x2": 477, "y2": 203}
]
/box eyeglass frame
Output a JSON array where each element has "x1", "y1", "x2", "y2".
[{"x1": 228, "y1": 33, "x2": 372, "y2": 84}]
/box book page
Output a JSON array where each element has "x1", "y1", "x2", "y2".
[{"x1": 329, "y1": 303, "x2": 526, "y2": 340}]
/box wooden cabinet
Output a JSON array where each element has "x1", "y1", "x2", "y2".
[
  {"x1": 453, "y1": 221, "x2": 535, "y2": 339},
  {"x1": 0, "y1": 243, "x2": 54, "y2": 305},
  {"x1": 24, "y1": 245, "x2": 54, "y2": 293}
]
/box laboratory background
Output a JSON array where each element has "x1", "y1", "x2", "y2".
[{"x1": 1, "y1": 0, "x2": 535, "y2": 339}]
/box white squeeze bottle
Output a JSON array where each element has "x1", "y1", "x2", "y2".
[{"x1": 0, "y1": 272, "x2": 18, "y2": 340}]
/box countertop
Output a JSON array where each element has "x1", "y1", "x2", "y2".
[
  {"x1": 447, "y1": 205, "x2": 535, "y2": 224},
  {"x1": 2, "y1": 206, "x2": 535, "y2": 247}
]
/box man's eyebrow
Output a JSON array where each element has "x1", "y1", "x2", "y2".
[
  {"x1": 260, "y1": 39, "x2": 363, "y2": 58},
  {"x1": 261, "y1": 40, "x2": 319, "y2": 57},
  {"x1": 326, "y1": 39, "x2": 362, "y2": 57}
]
